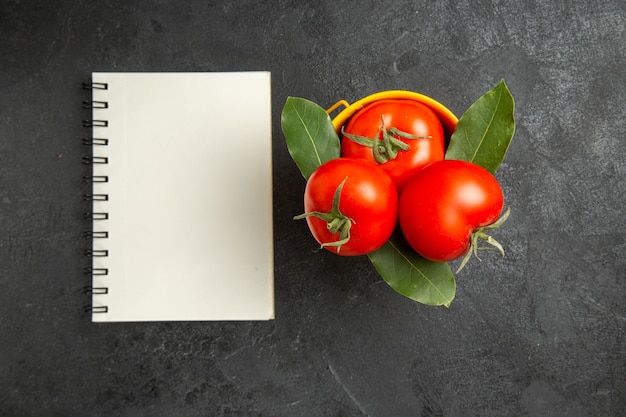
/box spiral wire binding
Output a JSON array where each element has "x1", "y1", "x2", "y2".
[
  {"x1": 83, "y1": 194, "x2": 109, "y2": 202},
  {"x1": 82, "y1": 81, "x2": 108, "y2": 90},
  {"x1": 84, "y1": 231, "x2": 109, "y2": 239},
  {"x1": 82, "y1": 156, "x2": 108, "y2": 164},
  {"x1": 82, "y1": 100, "x2": 108, "y2": 109},
  {"x1": 83, "y1": 305, "x2": 109, "y2": 314},
  {"x1": 84, "y1": 249, "x2": 109, "y2": 257},
  {"x1": 83, "y1": 79, "x2": 110, "y2": 315},
  {"x1": 84, "y1": 213, "x2": 109, "y2": 221},
  {"x1": 83, "y1": 286, "x2": 109, "y2": 295},
  {"x1": 82, "y1": 138, "x2": 108, "y2": 146},
  {"x1": 84, "y1": 267, "x2": 109, "y2": 276},
  {"x1": 83, "y1": 119, "x2": 108, "y2": 128},
  {"x1": 83, "y1": 175, "x2": 109, "y2": 183}
]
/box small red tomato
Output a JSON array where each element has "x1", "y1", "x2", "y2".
[
  {"x1": 398, "y1": 160, "x2": 506, "y2": 263},
  {"x1": 341, "y1": 99, "x2": 445, "y2": 192},
  {"x1": 295, "y1": 158, "x2": 398, "y2": 256}
]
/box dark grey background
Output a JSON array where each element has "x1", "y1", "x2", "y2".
[{"x1": 1, "y1": 1, "x2": 624, "y2": 416}]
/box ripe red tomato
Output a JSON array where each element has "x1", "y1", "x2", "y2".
[
  {"x1": 296, "y1": 158, "x2": 398, "y2": 256},
  {"x1": 341, "y1": 99, "x2": 445, "y2": 192},
  {"x1": 398, "y1": 160, "x2": 504, "y2": 262}
]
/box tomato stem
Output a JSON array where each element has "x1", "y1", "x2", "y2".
[
  {"x1": 456, "y1": 207, "x2": 510, "y2": 273},
  {"x1": 293, "y1": 177, "x2": 355, "y2": 253},
  {"x1": 342, "y1": 117, "x2": 430, "y2": 164}
]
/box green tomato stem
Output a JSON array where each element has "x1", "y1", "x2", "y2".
[
  {"x1": 456, "y1": 207, "x2": 510, "y2": 273},
  {"x1": 341, "y1": 117, "x2": 430, "y2": 164},
  {"x1": 293, "y1": 177, "x2": 355, "y2": 253}
]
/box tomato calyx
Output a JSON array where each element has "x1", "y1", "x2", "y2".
[
  {"x1": 457, "y1": 207, "x2": 511, "y2": 273},
  {"x1": 342, "y1": 116, "x2": 431, "y2": 164},
  {"x1": 293, "y1": 177, "x2": 355, "y2": 253}
]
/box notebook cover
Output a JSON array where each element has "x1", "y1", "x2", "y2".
[{"x1": 88, "y1": 72, "x2": 274, "y2": 322}]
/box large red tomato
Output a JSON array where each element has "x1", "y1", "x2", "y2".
[
  {"x1": 398, "y1": 160, "x2": 505, "y2": 263},
  {"x1": 341, "y1": 99, "x2": 445, "y2": 192},
  {"x1": 296, "y1": 158, "x2": 398, "y2": 256}
]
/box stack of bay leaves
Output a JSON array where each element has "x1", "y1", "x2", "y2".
[{"x1": 281, "y1": 80, "x2": 515, "y2": 307}]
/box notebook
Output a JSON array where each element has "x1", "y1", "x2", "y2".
[{"x1": 83, "y1": 72, "x2": 274, "y2": 322}]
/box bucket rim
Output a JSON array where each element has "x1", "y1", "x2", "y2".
[{"x1": 328, "y1": 90, "x2": 458, "y2": 137}]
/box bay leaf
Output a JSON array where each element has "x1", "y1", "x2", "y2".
[
  {"x1": 281, "y1": 97, "x2": 341, "y2": 179},
  {"x1": 369, "y1": 234, "x2": 456, "y2": 307},
  {"x1": 445, "y1": 79, "x2": 515, "y2": 173}
]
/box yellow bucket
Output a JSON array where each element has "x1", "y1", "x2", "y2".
[{"x1": 327, "y1": 90, "x2": 458, "y2": 140}]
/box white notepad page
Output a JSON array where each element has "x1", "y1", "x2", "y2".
[{"x1": 89, "y1": 72, "x2": 274, "y2": 322}]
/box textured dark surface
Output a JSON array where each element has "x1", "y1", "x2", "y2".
[{"x1": 1, "y1": 1, "x2": 624, "y2": 416}]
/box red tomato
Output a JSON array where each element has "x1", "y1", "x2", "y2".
[
  {"x1": 398, "y1": 160, "x2": 504, "y2": 262},
  {"x1": 296, "y1": 158, "x2": 398, "y2": 256},
  {"x1": 341, "y1": 99, "x2": 445, "y2": 192}
]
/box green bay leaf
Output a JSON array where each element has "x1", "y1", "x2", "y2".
[
  {"x1": 369, "y1": 234, "x2": 456, "y2": 307},
  {"x1": 445, "y1": 79, "x2": 515, "y2": 173},
  {"x1": 281, "y1": 97, "x2": 341, "y2": 179}
]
